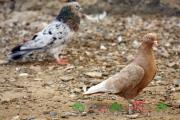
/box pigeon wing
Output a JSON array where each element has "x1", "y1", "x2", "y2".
[{"x1": 20, "y1": 21, "x2": 70, "y2": 51}]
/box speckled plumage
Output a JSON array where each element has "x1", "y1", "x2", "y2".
[{"x1": 8, "y1": 2, "x2": 82, "y2": 63}]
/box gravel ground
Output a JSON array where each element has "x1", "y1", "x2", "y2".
[{"x1": 0, "y1": 0, "x2": 179, "y2": 120}]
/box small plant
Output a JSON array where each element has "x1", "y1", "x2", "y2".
[
  {"x1": 72, "y1": 102, "x2": 85, "y2": 112},
  {"x1": 109, "y1": 102, "x2": 123, "y2": 112},
  {"x1": 156, "y1": 102, "x2": 169, "y2": 112}
]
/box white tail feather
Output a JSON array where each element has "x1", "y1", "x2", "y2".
[{"x1": 84, "y1": 80, "x2": 108, "y2": 95}]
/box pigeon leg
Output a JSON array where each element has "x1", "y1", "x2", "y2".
[
  {"x1": 52, "y1": 46, "x2": 69, "y2": 65},
  {"x1": 56, "y1": 55, "x2": 69, "y2": 65},
  {"x1": 128, "y1": 100, "x2": 146, "y2": 114},
  {"x1": 128, "y1": 100, "x2": 134, "y2": 114}
]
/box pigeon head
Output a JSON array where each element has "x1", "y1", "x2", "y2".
[
  {"x1": 142, "y1": 33, "x2": 158, "y2": 47},
  {"x1": 56, "y1": 2, "x2": 82, "y2": 31},
  {"x1": 56, "y1": 2, "x2": 81, "y2": 22}
]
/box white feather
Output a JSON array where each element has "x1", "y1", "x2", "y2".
[{"x1": 84, "y1": 80, "x2": 108, "y2": 94}]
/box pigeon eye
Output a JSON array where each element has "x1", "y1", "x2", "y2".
[{"x1": 75, "y1": 5, "x2": 80, "y2": 10}]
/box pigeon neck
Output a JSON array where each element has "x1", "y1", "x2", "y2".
[
  {"x1": 65, "y1": 16, "x2": 80, "y2": 32},
  {"x1": 56, "y1": 7, "x2": 80, "y2": 31},
  {"x1": 139, "y1": 42, "x2": 153, "y2": 50},
  {"x1": 133, "y1": 43, "x2": 154, "y2": 67}
]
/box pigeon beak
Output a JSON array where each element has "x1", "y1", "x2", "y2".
[{"x1": 154, "y1": 40, "x2": 158, "y2": 46}]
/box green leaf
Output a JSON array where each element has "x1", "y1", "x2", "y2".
[
  {"x1": 109, "y1": 102, "x2": 123, "y2": 112},
  {"x1": 156, "y1": 102, "x2": 169, "y2": 112},
  {"x1": 72, "y1": 102, "x2": 85, "y2": 112}
]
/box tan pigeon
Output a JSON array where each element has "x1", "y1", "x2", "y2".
[{"x1": 84, "y1": 33, "x2": 158, "y2": 114}]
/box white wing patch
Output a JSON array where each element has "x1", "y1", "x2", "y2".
[{"x1": 20, "y1": 20, "x2": 72, "y2": 50}]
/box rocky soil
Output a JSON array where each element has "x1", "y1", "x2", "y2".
[{"x1": 0, "y1": 0, "x2": 179, "y2": 120}]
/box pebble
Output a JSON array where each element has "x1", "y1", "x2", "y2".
[
  {"x1": 11, "y1": 116, "x2": 20, "y2": 120},
  {"x1": 19, "y1": 73, "x2": 29, "y2": 77},
  {"x1": 90, "y1": 79, "x2": 102, "y2": 85},
  {"x1": 26, "y1": 116, "x2": 36, "y2": 120},
  {"x1": 132, "y1": 40, "x2": 140, "y2": 49},
  {"x1": 117, "y1": 35, "x2": 123, "y2": 43},
  {"x1": 84, "y1": 72, "x2": 102, "y2": 78},
  {"x1": 126, "y1": 54, "x2": 134, "y2": 61},
  {"x1": 100, "y1": 44, "x2": 107, "y2": 50},
  {"x1": 81, "y1": 112, "x2": 87, "y2": 116},
  {"x1": 50, "y1": 111, "x2": 57, "y2": 118},
  {"x1": 60, "y1": 76, "x2": 74, "y2": 82},
  {"x1": 126, "y1": 113, "x2": 139, "y2": 119},
  {"x1": 174, "y1": 79, "x2": 180, "y2": 87},
  {"x1": 61, "y1": 112, "x2": 78, "y2": 118},
  {"x1": 0, "y1": 59, "x2": 9, "y2": 65},
  {"x1": 73, "y1": 88, "x2": 81, "y2": 93},
  {"x1": 168, "y1": 62, "x2": 179, "y2": 69}
]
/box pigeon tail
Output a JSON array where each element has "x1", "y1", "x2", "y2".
[
  {"x1": 8, "y1": 44, "x2": 33, "y2": 60},
  {"x1": 84, "y1": 81, "x2": 108, "y2": 95}
]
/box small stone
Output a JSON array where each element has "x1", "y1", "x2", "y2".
[
  {"x1": 81, "y1": 112, "x2": 87, "y2": 116},
  {"x1": 70, "y1": 94, "x2": 76, "y2": 98},
  {"x1": 90, "y1": 79, "x2": 102, "y2": 85},
  {"x1": 0, "y1": 59, "x2": 9, "y2": 65},
  {"x1": 73, "y1": 88, "x2": 81, "y2": 93},
  {"x1": 11, "y1": 116, "x2": 20, "y2": 120},
  {"x1": 132, "y1": 40, "x2": 140, "y2": 48},
  {"x1": 26, "y1": 116, "x2": 36, "y2": 120},
  {"x1": 174, "y1": 79, "x2": 180, "y2": 87},
  {"x1": 126, "y1": 54, "x2": 134, "y2": 61},
  {"x1": 126, "y1": 113, "x2": 139, "y2": 119},
  {"x1": 50, "y1": 111, "x2": 57, "y2": 117},
  {"x1": 61, "y1": 112, "x2": 78, "y2": 118},
  {"x1": 60, "y1": 76, "x2": 74, "y2": 82},
  {"x1": 84, "y1": 72, "x2": 102, "y2": 78},
  {"x1": 154, "y1": 75, "x2": 162, "y2": 81},
  {"x1": 19, "y1": 73, "x2": 29, "y2": 77},
  {"x1": 34, "y1": 78, "x2": 43, "y2": 81},
  {"x1": 64, "y1": 65, "x2": 75, "y2": 71},
  {"x1": 117, "y1": 36, "x2": 123, "y2": 43},
  {"x1": 168, "y1": 62, "x2": 179, "y2": 69},
  {"x1": 52, "y1": 96, "x2": 61, "y2": 102},
  {"x1": 100, "y1": 44, "x2": 107, "y2": 50},
  {"x1": 175, "y1": 87, "x2": 180, "y2": 92},
  {"x1": 85, "y1": 51, "x2": 92, "y2": 56}
]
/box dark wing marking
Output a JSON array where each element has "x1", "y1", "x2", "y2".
[{"x1": 20, "y1": 21, "x2": 69, "y2": 51}]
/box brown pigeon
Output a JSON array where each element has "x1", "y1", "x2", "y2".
[{"x1": 84, "y1": 33, "x2": 158, "y2": 114}]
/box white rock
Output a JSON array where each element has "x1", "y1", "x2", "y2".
[
  {"x1": 11, "y1": 116, "x2": 20, "y2": 120},
  {"x1": 84, "y1": 72, "x2": 102, "y2": 78},
  {"x1": 117, "y1": 36, "x2": 123, "y2": 43},
  {"x1": 132, "y1": 40, "x2": 140, "y2": 49},
  {"x1": 19, "y1": 73, "x2": 29, "y2": 77},
  {"x1": 100, "y1": 44, "x2": 107, "y2": 50}
]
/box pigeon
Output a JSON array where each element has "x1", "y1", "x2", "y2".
[
  {"x1": 8, "y1": 1, "x2": 82, "y2": 65},
  {"x1": 84, "y1": 33, "x2": 158, "y2": 114}
]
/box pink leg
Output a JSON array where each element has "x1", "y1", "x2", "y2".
[
  {"x1": 97, "y1": 106, "x2": 107, "y2": 113},
  {"x1": 56, "y1": 56, "x2": 69, "y2": 65},
  {"x1": 128, "y1": 100, "x2": 147, "y2": 114},
  {"x1": 132, "y1": 100, "x2": 145, "y2": 113}
]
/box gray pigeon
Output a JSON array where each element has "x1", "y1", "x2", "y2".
[{"x1": 8, "y1": 2, "x2": 82, "y2": 64}]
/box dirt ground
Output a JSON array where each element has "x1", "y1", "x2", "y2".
[{"x1": 0, "y1": 0, "x2": 180, "y2": 120}]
